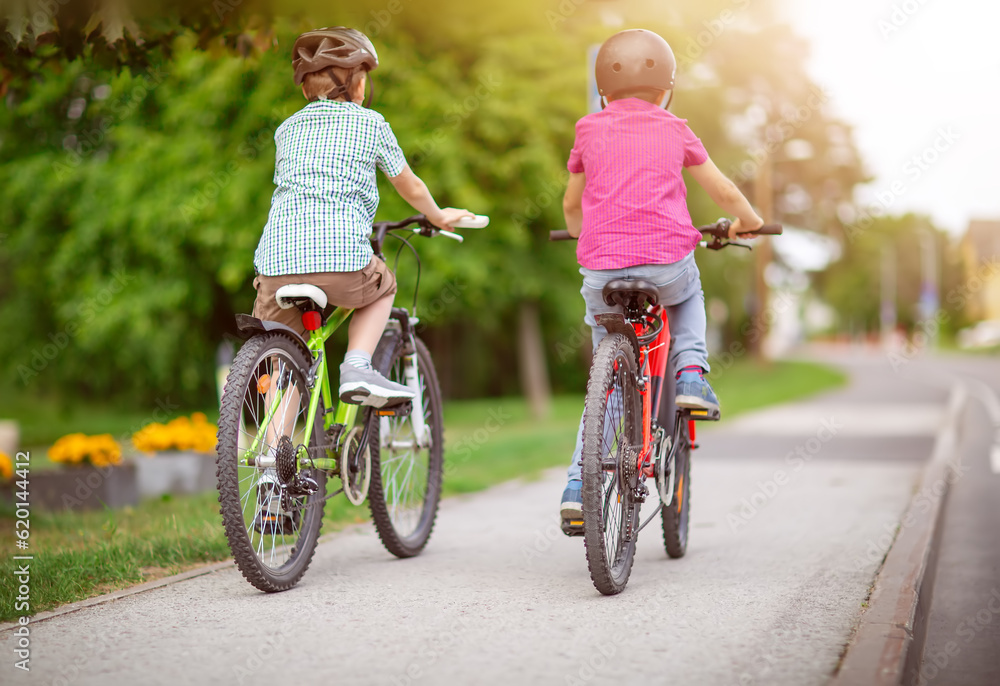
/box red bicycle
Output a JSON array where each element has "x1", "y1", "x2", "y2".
[{"x1": 551, "y1": 219, "x2": 782, "y2": 594}]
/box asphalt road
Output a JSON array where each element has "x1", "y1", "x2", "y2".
[
  {"x1": 3, "y1": 347, "x2": 992, "y2": 686},
  {"x1": 907, "y1": 355, "x2": 1000, "y2": 686}
]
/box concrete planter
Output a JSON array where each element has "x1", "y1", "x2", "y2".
[
  {"x1": 30, "y1": 463, "x2": 138, "y2": 510},
  {"x1": 133, "y1": 451, "x2": 216, "y2": 497}
]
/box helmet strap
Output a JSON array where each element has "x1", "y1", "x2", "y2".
[{"x1": 323, "y1": 66, "x2": 352, "y2": 102}]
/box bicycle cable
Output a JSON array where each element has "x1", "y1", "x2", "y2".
[{"x1": 386, "y1": 231, "x2": 422, "y2": 315}]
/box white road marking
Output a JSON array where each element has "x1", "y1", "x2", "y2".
[{"x1": 966, "y1": 380, "x2": 1000, "y2": 474}]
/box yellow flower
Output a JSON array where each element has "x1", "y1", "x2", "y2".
[
  {"x1": 132, "y1": 413, "x2": 218, "y2": 454},
  {"x1": 0, "y1": 452, "x2": 13, "y2": 481},
  {"x1": 48, "y1": 433, "x2": 122, "y2": 467}
]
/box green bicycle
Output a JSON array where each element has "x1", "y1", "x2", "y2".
[{"x1": 216, "y1": 214, "x2": 487, "y2": 592}]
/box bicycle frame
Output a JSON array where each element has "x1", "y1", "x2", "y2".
[
  {"x1": 243, "y1": 306, "x2": 357, "y2": 471},
  {"x1": 636, "y1": 305, "x2": 671, "y2": 462},
  {"x1": 632, "y1": 305, "x2": 698, "y2": 478},
  {"x1": 242, "y1": 214, "x2": 460, "y2": 474}
]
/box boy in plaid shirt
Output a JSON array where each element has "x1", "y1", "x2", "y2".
[{"x1": 253, "y1": 27, "x2": 470, "y2": 406}]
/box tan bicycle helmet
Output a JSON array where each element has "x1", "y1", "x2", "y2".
[
  {"x1": 292, "y1": 27, "x2": 379, "y2": 104},
  {"x1": 595, "y1": 29, "x2": 676, "y2": 108}
]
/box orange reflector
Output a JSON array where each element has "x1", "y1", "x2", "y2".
[{"x1": 256, "y1": 374, "x2": 271, "y2": 395}]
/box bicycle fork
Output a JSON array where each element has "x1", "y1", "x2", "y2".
[{"x1": 380, "y1": 334, "x2": 431, "y2": 450}]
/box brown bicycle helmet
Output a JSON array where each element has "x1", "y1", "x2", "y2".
[
  {"x1": 292, "y1": 27, "x2": 379, "y2": 104},
  {"x1": 595, "y1": 29, "x2": 676, "y2": 108}
]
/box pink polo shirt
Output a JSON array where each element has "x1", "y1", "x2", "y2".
[{"x1": 567, "y1": 98, "x2": 708, "y2": 270}]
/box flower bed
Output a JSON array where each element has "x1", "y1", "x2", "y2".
[
  {"x1": 17, "y1": 434, "x2": 140, "y2": 510},
  {"x1": 131, "y1": 413, "x2": 218, "y2": 497}
]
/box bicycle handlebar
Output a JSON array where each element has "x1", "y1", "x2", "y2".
[
  {"x1": 549, "y1": 219, "x2": 782, "y2": 251},
  {"x1": 371, "y1": 213, "x2": 487, "y2": 252}
]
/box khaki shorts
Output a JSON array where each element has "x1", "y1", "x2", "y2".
[{"x1": 252, "y1": 258, "x2": 397, "y2": 335}]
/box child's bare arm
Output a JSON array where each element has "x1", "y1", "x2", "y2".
[
  {"x1": 688, "y1": 159, "x2": 764, "y2": 237},
  {"x1": 563, "y1": 172, "x2": 585, "y2": 237},
  {"x1": 386, "y1": 165, "x2": 471, "y2": 229}
]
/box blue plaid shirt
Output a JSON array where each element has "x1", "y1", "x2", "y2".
[{"x1": 254, "y1": 101, "x2": 407, "y2": 275}]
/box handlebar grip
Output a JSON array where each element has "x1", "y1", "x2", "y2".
[
  {"x1": 753, "y1": 224, "x2": 783, "y2": 236},
  {"x1": 549, "y1": 230, "x2": 575, "y2": 241},
  {"x1": 452, "y1": 214, "x2": 490, "y2": 229}
]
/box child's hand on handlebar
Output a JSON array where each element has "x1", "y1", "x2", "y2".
[
  {"x1": 728, "y1": 215, "x2": 765, "y2": 240},
  {"x1": 428, "y1": 208, "x2": 474, "y2": 230}
]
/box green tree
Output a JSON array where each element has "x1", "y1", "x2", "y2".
[{"x1": 1, "y1": 0, "x2": 871, "y2": 411}]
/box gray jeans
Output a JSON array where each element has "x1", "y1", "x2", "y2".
[{"x1": 566, "y1": 254, "x2": 708, "y2": 482}]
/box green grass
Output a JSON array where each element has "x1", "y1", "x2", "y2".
[{"x1": 0, "y1": 359, "x2": 844, "y2": 620}]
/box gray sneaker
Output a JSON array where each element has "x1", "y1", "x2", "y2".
[{"x1": 338, "y1": 362, "x2": 415, "y2": 407}]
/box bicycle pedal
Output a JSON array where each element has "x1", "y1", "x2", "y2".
[
  {"x1": 375, "y1": 401, "x2": 412, "y2": 418},
  {"x1": 686, "y1": 407, "x2": 720, "y2": 421}
]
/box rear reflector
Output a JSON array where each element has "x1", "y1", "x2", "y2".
[{"x1": 302, "y1": 311, "x2": 321, "y2": 331}]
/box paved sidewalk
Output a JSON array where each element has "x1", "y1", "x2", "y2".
[{"x1": 4, "y1": 460, "x2": 917, "y2": 686}]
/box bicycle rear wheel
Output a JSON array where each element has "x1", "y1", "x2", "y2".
[
  {"x1": 581, "y1": 333, "x2": 642, "y2": 595},
  {"x1": 366, "y1": 330, "x2": 444, "y2": 558},
  {"x1": 216, "y1": 332, "x2": 327, "y2": 592},
  {"x1": 661, "y1": 417, "x2": 692, "y2": 558}
]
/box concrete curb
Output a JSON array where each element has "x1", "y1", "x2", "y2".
[
  {"x1": 0, "y1": 559, "x2": 236, "y2": 633},
  {"x1": 830, "y1": 384, "x2": 967, "y2": 685}
]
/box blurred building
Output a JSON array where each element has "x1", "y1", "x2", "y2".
[{"x1": 960, "y1": 219, "x2": 1000, "y2": 322}]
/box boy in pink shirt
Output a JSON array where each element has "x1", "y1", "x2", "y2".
[{"x1": 560, "y1": 29, "x2": 764, "y2": 533}]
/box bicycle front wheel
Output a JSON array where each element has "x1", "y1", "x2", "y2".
[
  {"x1": 366, "y1": 330, "x2": 444, "y2": 558},
  {"x1": 216, "y1": 332, "x2": 327, "y2": 592},
  {"x1": 661, "y1": 418, "x2": 692, "y2": 558},
  {"x1": 581, "y1": 333, "x2": 642, "y2": 595}
]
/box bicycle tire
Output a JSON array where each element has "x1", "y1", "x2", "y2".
[
  {"x1": 216, "y1": 332, "x2": 327, "y2": 592},
  {"x1": 661, "y1": 418, "x2": 691, "y2": 558},
  {"x1": 581, "y1": 333, "x2": 642, "y2": 595},
  {"x1": 366, "y1": 330, "x2": 444, "y2": 558}
]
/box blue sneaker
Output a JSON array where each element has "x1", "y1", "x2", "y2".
[
  {"x1": 560, "y1": 482, "x2": 584, "y2": 537},
  {"x1": 676, "y1": 366, "x2": 721, "y2": 415}
]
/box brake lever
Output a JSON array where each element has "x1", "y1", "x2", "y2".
[
  {"x1": 704, "y1": 235, "x2": 752, "y2": 251},
  {"x1": 410, "y1": 227, "x2": 464, "y2": 243}
]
